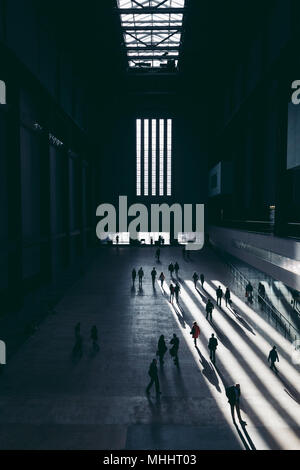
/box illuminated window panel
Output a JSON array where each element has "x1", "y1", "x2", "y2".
[
  {"x1": 167, "y1": 119, "x2": 172, "y2": 196},
  {"x1": 152, "y1": 119, "x2": 156, "y2": 196},
  {"x1": 144, "y1": 119, "x2": 149, "y2": 196},
  {"x1": 159, "y1": 119, "x2": 164, "y2": 196},
  {"x1": 136, "y1": 119, "x2": 141, "y2": 196}
]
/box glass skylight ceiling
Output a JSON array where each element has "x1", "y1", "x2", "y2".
[{"x1": 117, "y1": 0, "x2": 186, "y2": 71}]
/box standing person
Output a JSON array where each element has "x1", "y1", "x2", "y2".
[
  {"x1": 146, "y1": 359, "x2": 161, "y2": 396},
  {"x1": 138, "y1": 267, "x2": 144, "y2": 288},
  {"x1": 159, "y1": 272, "x2": 165, "y2": 289},
  {"x1": 170, "y1": 333, "x2": 180, "y2": 366},
  {"x1": 174, "y1": 282, "x2": 180, "y2": 304},
  {"x1": 200, "y1": 273, "x2": 205, "y2": 288},
  {"x1": 151, "y1": 267, "x2": 157, "y2": 288},
  {"x1": 75, "y1": 322, "x2": 81, "y2": 339},
  {"x1": 216, "y1": 285, "x2": 223, "y2": 307},
  {"x1": 225, "y1": 287, "x2": 231, "y2": 307},
  {"x1": 116, "y1": 234, "x2": 119, "y2": 245},
  {"x1": 190, "y1": 321, "x2": 200, "y2": 347},
  {"x1": 192, "y1": 272, "x2": 199, "y2": 288},
  {"x1": 157, "y1": 335, "x2": 167, "y2": 364},
  {"x1": 174, "y1": 262, "x2": 179, "y2": 277},
  {"x1": 268, "y1": 345, "x2": 279, "y2": 374},
  {"x1": 168, "y1": 263, "x2": 174, "y2": 278},
  {"x1": 169, "y1": 283, "x2": 175, "y2": 303},
  {"x1": 206, "y1": 298, "x2": 214, "y2": 321},
  {"x1": 131, "y1": 268, "x2": 136, "y2": 286},
  {"x1": 156, "y1": 248, "x2": 160, "y2": 262},
  {"x1": 245, "y1": 282, "x2": 253, "y2": 303},
  {"x1": 208, "y1": 333, "x2": 218, "y2": 364},
  {"x1": 226, "y1": 384, "x2": 246, "y2": 425},
  {"x1": 90, "y1": 325, "x2": 99, "y2": 351}
]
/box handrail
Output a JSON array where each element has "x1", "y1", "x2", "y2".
[{"x1": 211, "y1": 244, "x2": 299, "y2": 343}]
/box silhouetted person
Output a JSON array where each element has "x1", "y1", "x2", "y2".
[
  {"x1": 151, "y1": 267, "x2": 157, "y2": 288},
  {"x1": 159, "y1": 272, "x2": 165, "y2": 288},
  {"x1": 156, "y1": 248, "x2": 160, "y2": 262},
  {"x1": 206, "y1": 298, "x2": 214, "y2": 321},
  {"x1": 225, "y1": 287, "x2": 231, "y2": 307},
  {"x1": 216, "y1": 285, "x2": 223, "y2": 307},
  {"x1": 150, "y1": 237, "x2": 153, "y2": 245},
  {"x1": 191, "y1": 321, "x2": 200, "y2": 347},
  {"x1": 75, "y1": 322, "x2": 81, "y2": 339},
  {"x1": 146, "y1": 359, "x2": 161, "y2": 395},
  {"x1": 132, "y1": 268, "x2": 136, "y2": 286},
  {"x1": 226, "y1": 383, "x2": 246, "y2": 425},
  {"x1": 258, "y1": 282, "x2": 265, "y2": 304},
  {"x1": 169, "y1": 283, "x2": 175, "y2": 303},
  {"x1": 90, "y1": 325, "x2": 99, "y2": 351},
  {"x1": 138, "y1": 267, "x2": 144, "y2": 288},
  {"x1": 192, "y1": 272, "x2": 199, "y2": 288},
  {"x1": 174, "y1": 282, "x2": 180, "y2": 303},
  {"x1": 246, "y1": 282, "x2": 253, "y2": 303},
  {"x1": 200, "y1": 273, "x2": 205, "y2": 288},
  {"x1": 157, "y1": 335, "x2": 167, "y2": 364},
  {"x1": 174, "y1": 262, "x2": 179, "y2": 276},
  {"x1": 268, "y1": 345, "x2": 279, "y2": 374},
  {"x1": 168, "y1": 263, "x2": 174, "y2": 278},
  {"x1": 170, "y1": 333, "x2": 179, "y2": 366},
  {"x1": 73, "y1": 333, "x2": 83, "y2": 357},
  {"x1": 116, "y1": 235, "x2": 119, "y2": 244},
  {"x1": 208, "y1": 333, "x2": 218, "y2": 364}
]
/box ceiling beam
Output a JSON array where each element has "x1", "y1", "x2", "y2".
[
  {"x1": 117, "y1": 8, "x2": 185, "y2": 14},
  {"x1": 122, "y1": 25, "x2": 182, "y2": 31},
  {"x1": 126, "y1": 46, "x2": 179, "y2": 51},
  {"x1": 127, "y1": 55, "x2": 178, "y2": 60}
]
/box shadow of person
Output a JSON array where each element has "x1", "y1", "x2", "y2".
[
  {"x1": 240, "y1": 421, "x2": 256, "y2": 450},
  {"x1": 210, "y1": 323, "x2": 232, "y2": 350},
  {"x1": 131, "y1": 285, "x2": 136, "y2": 296},
  {"x1": 146, "y1": 394, "x2": 162, "y2": 421},
  {"x1": 196, "y1": 287, "x2": 207, "y2": 303},
  {"x1": 277, "y1": 375, "x2": 300, "y2": 404},
  {"x1": 230, "y1": 306, "x2": 256, "y2": 335},
  {"x1": 138, "y1": 286, "x2": 144, "y2": 296},
  {"x1": 234, "y1": 423, "x2": 251, "y2": 450},
  {"x1": 195, "y1": 347, "x2": 221, "y2": 392}
]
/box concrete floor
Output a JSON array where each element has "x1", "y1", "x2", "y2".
[{"x1": 0, "y1": 246, "x2": 299, "y2": 450}]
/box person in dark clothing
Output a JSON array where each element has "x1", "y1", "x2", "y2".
[
  {"x1": 246, "y1": 282, "x2": 253, "y2": 303},
  {"x1": 192, "y1": 272, "x2": 199, "y2": 288},
  {"x1": 156, "y1": 248, "x2": 160, "y2": 262},
  {"x1": 151, "y1": 267, "x2": 157, "y2": 288},
  {"x1": 200, "y1": 273, "x2": 205, "y2": 288},
  {"x1": 174, "y1": 282, "x2": 180, "y2": 303},
  {"x1": 157, "y1": 335, "x2": 167, "y2": 364},
  {"x1": 258, "y1": 282, "x2": 265, "y2": 305},
  {"x1": 138, "y1": 267, "x2": 144, "y2": 288},
  {"x1": 208, "y1": 333, "x2": 218, "y2": 364},
  {"x1": 226, "y1": 383, "x2": 246, "y2": 424},
  {"x1": 75, "y1": 322, "x2": 81, "y2": 339},
  {"x1": 159, "y1": 272, "x2": 165, "y2": 288},
  {"x1": 90, "y1": 325, "x2": 99, "y2": 351},
  {"x1": 146, "y1": 359, "x2": 161, "y2": 395},
  {"x1": 168, "y1": 263, "x2": 174, "y2": 278},
  {"x1": 170, "y1": 334, "x2": 180, "y2": 366},
  {"x1": 169, "y1": 283, "x2": 175, "y2": 303},
  {"x1": 206, "y1": 298, "x2": 214, "y2": 321},
  {"x1": 268, "y1": 345, "x2": 279, "y2": 374},
  {"x1": 131, "y1": 268, "x2": 136, "y2": 286},
  {"x1": 174, "y1": 262, "x2": 179, "y2": 277},
  {"x1": 225, "y1": 287, "x2": 231, "y2": 307},
  {"x1": 216, "y1": 286, "x2": 223, "y2": 307}
]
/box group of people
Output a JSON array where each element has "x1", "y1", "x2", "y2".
[{"x1": 72, "y1": 322, "x2": 99, "y2": 357}]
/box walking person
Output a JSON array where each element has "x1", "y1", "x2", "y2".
[
  {"x1": 268, "y1": 345, "x2": 279, "y2": 374},
  {"x1": 192, "y1": 272, "x2": 199, "y2": 288},
  {"x1": 131, "y1": 268, "x2": 136, "y2": 286},
  {"x1": 190, "y1": 321, "x2": 200, "y2": 347},
  {"x1": 156, "y1": 248, "x2": 160, "y2": 262},
  {"x1": 206, "y1": 298, "x2": 214, "y2": 321},
  {"x1": 159, "y1": 272, "x2": 165, "y2": 289},
  {"x1": 170, "y1": 333, "x2": 180, "y2": 366},
  {"x1": 90, "y1": 325, "x2": 99, "y2": 351},
  {"x1": 169, "y1": 283, "x2": 175, "y2": 303},
  {"x1": 168, "y1": 263, "x2": 174, "y2": 278},
  {"x1": 226, "y1": 384, "x2": 246, "y2": 425},
  {"x1": 174, "y1": 262, "x2": 179, "y2": 277},
  {"x1": 156, "y1": 335, "x2": 167, "y2": 364},
  {"x1": 151, "y1": 267, "x2": 157, "y2": 288},
  {"x1": 245, "y1": 282, "x2": 253, "y2": 303},
  {"x1": 146, "y1": 359, "x2": 161, "y2": 396},
  {"x1": 200, "y1": 273, "x2": 205, "y2": 288},
  {"x1": 208, "y1": 333, "x2": 218, "y2": 364},
  {"x1": 138, "y1": 267, "x2": 144, "y2": 288},
  {"x1": 174, "y1": 282, "x2": 180, "y2": 304},
  {"x1": 216, "y1": 285, "x2": 223, "y2": 307},
  {"x1": 225, "y1": 287, "x2": 231, "y2": 307}
]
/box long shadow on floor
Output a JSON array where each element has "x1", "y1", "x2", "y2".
[{"x1": 195, "y1": 346, "x2": 221, "y2": 393}]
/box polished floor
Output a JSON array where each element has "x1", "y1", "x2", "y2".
[{"x1": 0, "y1": 246, "x2": 299, "y2": 450}]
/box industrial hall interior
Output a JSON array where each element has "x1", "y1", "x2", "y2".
[{"x1": 0, "y1": 0, "x2": 299, "y2": 451}]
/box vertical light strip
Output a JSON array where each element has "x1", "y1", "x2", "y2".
[
  {"x1": 159, "y1": 119, "x2": 164, "y2": 196},
  {"x1": 136, "y1": 119, "x2": 141, "y2": 196},
  {"x1": 144, "y1": 119, "x2": 149, "y2": 196},
  {"x1": 152, "y1": 119, "x2": 156, "y2": 196},
  {"x1": 167, "y1": 119, "x2": 172, "y2": 196}
]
